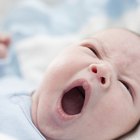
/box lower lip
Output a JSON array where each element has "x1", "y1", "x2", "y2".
[{"x1": 55, "y1": 79, "x2": 91, "y2": 123}]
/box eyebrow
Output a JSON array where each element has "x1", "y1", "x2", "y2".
[{"x1": 123, "y1": 28, "x2": 140, "y2": 38}]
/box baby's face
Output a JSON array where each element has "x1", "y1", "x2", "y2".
[{"x1": 32, "y1": 29, "x2": 140, "y2": 140}]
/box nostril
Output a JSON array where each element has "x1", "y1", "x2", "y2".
[
  {"x1": 101, "y1": 77, "x2": 106, "y2": 84},
  {"x1": 92, "y1": 67, "x2": 97, "y2": 73}
]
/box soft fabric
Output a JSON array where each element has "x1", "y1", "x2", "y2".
[{"x1": 0, "y1": 76, "x2": 45, "y2": 140}]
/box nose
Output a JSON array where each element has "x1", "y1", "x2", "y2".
[{"x1": 89, "y1": 63, "x2": 111, "y2": 88}]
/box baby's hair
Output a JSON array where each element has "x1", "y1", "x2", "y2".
[
  {"x1": 125, "y1": 28, "x2": 140, "y2": 38},
  {"x1": 129, "y1": 30, "x2": 140, "y2": 37}
]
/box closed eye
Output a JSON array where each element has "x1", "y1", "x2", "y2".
[
  {"x1": 120, "y1": 80, "x2": 133, "y2": 97},
  {"x1": 88, "y1": 47, "x2": 98, "y2": 56},
  {"x1": 81, "y1": 43, "x2": 99, "y2": 57}
]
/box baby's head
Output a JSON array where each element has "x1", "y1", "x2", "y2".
[{"x1": 31, "y1": 28, "x2": 140, "y2": 140}]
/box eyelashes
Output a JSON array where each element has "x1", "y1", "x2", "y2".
[
  {"x1": 88, "y1": 47, "x2": 99, "y2": 57},
  {"x1": 119, "y1": 80, "x2": 133, "y2": 97},
  {"x1": 81, "y1": 43, "x2": 99, "y2": 57}
]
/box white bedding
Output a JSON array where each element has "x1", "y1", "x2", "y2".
[{"x1": 15, "y1": 34, "x2": 81, "y2": 86}]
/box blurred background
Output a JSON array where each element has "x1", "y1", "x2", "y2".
[
  {"x1": 0, "y1": 0, "x2": 140, "y2": 35},
  {"x1": 0, "y1": 0, "x2": 139, "y2": 85}
]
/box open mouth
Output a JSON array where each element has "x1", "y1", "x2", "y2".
[{"x1": 61, "y1": 86, "x2": 85, "y2": 115}]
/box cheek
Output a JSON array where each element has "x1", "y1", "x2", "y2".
[
  {"x1": 36, "y1": 93, "x2": 57, "y2": 131},
  {"x1": 47, "y1": 52, "x2": 91, "y2": 81},
  {"x1": 87, "y1": 91, "x2": 137, "y2": 137}
]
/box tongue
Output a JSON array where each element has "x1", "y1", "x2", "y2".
[{"x1": 62, "y1": 87, "x2": 85, "y2": 115}]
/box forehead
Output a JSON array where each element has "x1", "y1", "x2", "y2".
[
  {"x1": 94, "y1": 29, "x2": 140, "y2": 60},
  {"x1": 93, "y1": 29, "x2": 140, "y2": 76}
]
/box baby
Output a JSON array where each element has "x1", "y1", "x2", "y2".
[{"x1": 0, "y1": 28, "x2": 140, "y2": 140}]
